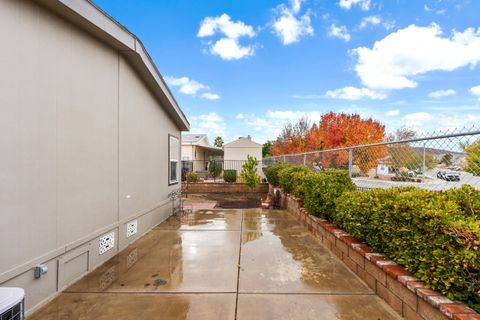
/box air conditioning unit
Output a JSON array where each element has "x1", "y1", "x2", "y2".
[{"x1": 0, "y1": 288, "x2": 24, "y2": 320}]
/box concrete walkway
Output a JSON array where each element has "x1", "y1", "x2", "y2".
[{"x1": 30, "y1": 209, "x2": 401, "y2": 320}]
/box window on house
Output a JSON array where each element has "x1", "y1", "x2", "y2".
[{"x1": 169, "y1": 135, "x2": 179, "y2": 185}]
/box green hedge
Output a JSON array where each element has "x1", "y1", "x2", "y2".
[
  {"x1": 300, "y1": 169, "x2": 356, "y2": 220},
  {"x1": 264, "y1": 162, "x2": 480, "y2": 311},
  {"x1": 264, "y1": 162, "x2": 290, "y2": 187},
  {"x1": 223, "y1": 169, "x2": 237, "y2": 183},
  {"x1": 277, "y1": 165, "x2": 311, "y2": 194},
  {"x1": 335, "y1": 186, "x2": 480, "y2": 311}
]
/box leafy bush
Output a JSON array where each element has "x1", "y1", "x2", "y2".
[
  {"x1": 300, "y1": 169, "x2": 356, "y2": 220},
  {"x1": 208, "y1": 161, "x2": 222, "y2": 178},
  {"x1": 335, "y1": 186, "x2": 480, "y2": 311},
  {"x1": 264, "y1": 162, "x2": 291, "y2": 187},
  {"x1": 277, "y1": 165, "x2": 310, "y2": 194},
  {"x1": 223, "y1": 169, "x2": 237, "y2": 183},
  {"x1": 186, "y1": 172, "x2": 198, "y2": 183},
  {"x1": 240, "y1": 155, "x2": 261, "y2": 189}
]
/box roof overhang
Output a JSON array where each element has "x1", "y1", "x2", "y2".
[{"x1": 32, "y1": 0, "x2": 190, "y2": 131}]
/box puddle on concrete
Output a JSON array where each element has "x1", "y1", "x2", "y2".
[
  {"x1": 29, "y1": 293, "x2": 236, "y2": 320},
  {"x1": 29, "y1": 208, "x2": 400, "y2": 320}
]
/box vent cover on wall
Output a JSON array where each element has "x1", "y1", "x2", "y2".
[
  {"x1": 126, "y1": 220, "x2": 138, "y2": 238},
  {"x1": 99, "y1": 232, "x2": 115, "y2": 255}
]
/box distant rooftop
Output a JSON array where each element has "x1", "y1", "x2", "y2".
[{"x1": 182, "y1": 134, "x2": 207, "y2": 144}]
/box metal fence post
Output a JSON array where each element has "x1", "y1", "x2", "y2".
[
  {"x1": 303, "y1": 153, "x2": 307, "y2": 166},
  {"x1": 348, "y1": 148, "x2": 353, "y2": 178}
]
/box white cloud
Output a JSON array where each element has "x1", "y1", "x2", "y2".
[
  {"x1": 385, "y1": 109, "x2": 400, "y2": 117},
  {"x1": 404, "y1": 112, "x2": 433, "y2": 123},
  {"x1": 359, "y1": 15, "x2": 395, "y2": 30},
  {"x1": 328, "y1": 24, "x2": 351, "y2": 42},
  {"x1": 325, "y1": 86, "x2": 387, "y2": 100},
  {"x1": 189, "y1": 112, "x2": 226, "y2": 139},
  {"x1": 201, "y1": 92, "x2": 221, "y2": 100},
  {"x1": 353, "y1": 24, "x2": 480, "y2": 90},
  {"x1": 470, "y1": 85, "x2": 480, "y2": 97},
  {"x1": 164, "y1": 76, "x2": 207, "y2": 95},
  {"x1": 272, "y1": 0, "x2": 314, "y2": 45},
  {"x1": 165, "y1": 76, "x2": 220, "y2": 99},
  {"x1": 428, "y1": 89, "x2": 456, "y2": 99},
  {"x1": 339, "y1": 0, "x2": 371, "y2": 11},
  {"x1": 198, "y1": 14, "x2": 256, "y2": 60},
  {"x1": 236, "y1": 113, "x2": 244, "y2": 119}
]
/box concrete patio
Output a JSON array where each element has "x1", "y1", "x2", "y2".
[{"x1": 29, "y1": 209, "x2": 401, "y2": 319}]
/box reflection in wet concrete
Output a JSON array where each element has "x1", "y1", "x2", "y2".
[
  {"x1": 29, "y1": 293, "x2": 235, "y2": 320},
  {"x1": 29, "y1": 208, "x2": 400, "y2": 320},
  {"x1": 240, "y1": 209, "x2": 371, "y2": 293}
]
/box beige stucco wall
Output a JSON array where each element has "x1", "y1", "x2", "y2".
[
  {"x1": 0, "y1": 0, "x2": 180, "y2": 314},
  {"x1": 224, "y1": 139, "x2": 263, "y2": 177}
]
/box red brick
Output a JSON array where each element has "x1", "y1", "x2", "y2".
[
  {"x1": 398, "y1": 275, "x2": 420, "y2": 286},
  {"x1": 440, "y1": 304, "x2": 477, "y2": 318},
  {"x1": 417, "y1": 288, "x2": 442, "y2": 301},
  {"x1": 340, "y1": 235, "x2": 360, "y2": 247},
  {"x1": 322, "y1": 237, "x2": 333, "y2": 250},
  {"x1": 384, "y1": 265, "x2": 411, "y2": 280},
  {"x1": 427, "y1": 295, "x2": 453, "y2": 308},
  {"x1": 406, "y1": 281, "x2": 425, "y2": 294},
  {"x1": 454, "y1": 314, "x2": 480, "y2": 320}
]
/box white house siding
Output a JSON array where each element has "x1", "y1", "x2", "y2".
[
  {"x1": 223, "y1": 139, "x2": 263, "y2": 177},
  {"x1": 0, "y1": 0, "x2": 184, "y2": 314}
]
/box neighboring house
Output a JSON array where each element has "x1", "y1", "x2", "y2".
[
  {"x1": 0, "y1": 0, "x2": 189, "y2": 315},
  {"x1": 181, "y1": 134, "x2": 223, "y2": 178},
  {"x1": 181, "y1": 134, "x2": 223, "y2": 161},
  {"x1": 223, "y1": 137, "x2": 263, "y2": 177}
]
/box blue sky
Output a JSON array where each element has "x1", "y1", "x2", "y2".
[{"x1": 95, "y1": 0, "x2": 480, "y2": 143}]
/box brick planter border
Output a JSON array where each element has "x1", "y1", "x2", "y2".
[{"x1": 277, "y1": 189, "x2": 480, "y2": 320}]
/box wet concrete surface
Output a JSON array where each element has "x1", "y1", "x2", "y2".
[{"x1": 29, "y1": 209, "x2": 401, "y2": 320}]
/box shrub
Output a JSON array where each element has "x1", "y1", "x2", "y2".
[
  {"x1": 277, "y1": 165, "x2": 310, "y2": 194},
  {"x1": 264, "y1": 162, "x2": 291, "y2": 187},
  {"x1": 335, "y1": 186, "x2": 480, "y2": 311},
  {"x1": 223, "y1": 169, "x2": 237, "y2": 183},
  {"x1": 208, "y1": 161, "x2": 222, "y2": 178},
  {"x1": 186, "y1": 172, "x2": 198, "y2": 183},
  {"x1": 301, "y1": 169, "x2": 356, "y2": 220},
  {"x1": 240, "y1": 155, "x2": 261, "y2": 189}
]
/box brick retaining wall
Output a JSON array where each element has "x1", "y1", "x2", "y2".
[
  {"x1": 276, "y1": 188, "x2": 480, "y2": 320},
  {"x1": 183, "y1": 182, "x2": 268, "y2": 194}
]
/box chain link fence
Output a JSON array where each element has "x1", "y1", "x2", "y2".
[{"x1": 263, "y1": 126, "x2": 480, "y2": 191}]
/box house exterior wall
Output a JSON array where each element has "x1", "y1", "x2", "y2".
[
  {"x1": 224, "y1": 139, "x2": 263, "y2": 177},
  {"x1": 0, "y1": 0, "x2": 181, "y2": 314}
]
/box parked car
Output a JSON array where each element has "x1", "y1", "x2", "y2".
[{"x1": 437, "y1": 171, "x2": 460, "y2": 181}]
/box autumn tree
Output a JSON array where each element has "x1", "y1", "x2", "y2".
[
  {"x1": 271, "y1": 112, "x2": 386, "y2": 174},
  {"x1": 271, "y1": 117, "x2": 311, "y2": 155}
]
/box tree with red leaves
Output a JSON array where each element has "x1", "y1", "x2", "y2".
[{"x1": 271, "y1": 112, "x2": 386, "y2": 173}]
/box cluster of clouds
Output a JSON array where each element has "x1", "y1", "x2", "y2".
[
  {"x1": 326, "y1": 24, "x2": 480, "y2": 100},
  {"x1": 164, "y1": 76, "x2": 221, "y2": 100}
]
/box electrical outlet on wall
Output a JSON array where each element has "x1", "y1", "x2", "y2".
[
  {"x1": 126, "y1": 220, "x2": 137, "y2": 238},
  {"x1": 99, "y1": 232, "x2": 115, "y2": 255}
]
